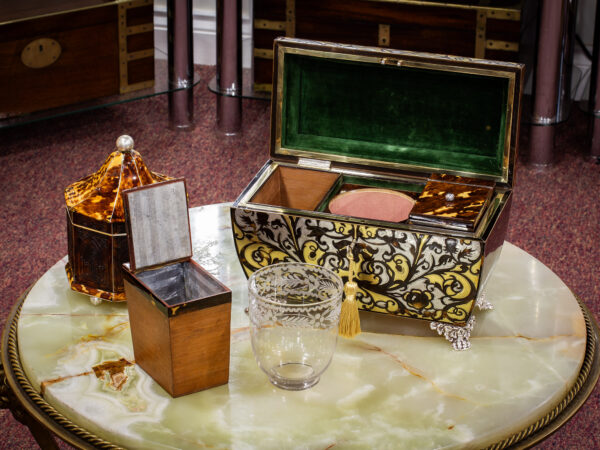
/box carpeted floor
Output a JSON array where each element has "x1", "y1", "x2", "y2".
[{"x1": 0, "y1": 65, "x2": 598, "y2": 449}]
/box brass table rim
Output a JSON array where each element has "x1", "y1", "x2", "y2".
[{"x1": 2, "y1": 285, "x2": 599, "y2": 449}]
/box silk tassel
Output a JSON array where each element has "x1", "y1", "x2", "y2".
[{"x1": 339, "y1": 244, "x2": 361, "y2": 338}]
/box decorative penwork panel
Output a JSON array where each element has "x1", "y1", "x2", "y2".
[{"x1": 231, "y1": 208, "x2": 483, "y2": 326}]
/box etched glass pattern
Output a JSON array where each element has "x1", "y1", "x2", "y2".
[{"x1": 248, "y1": 262, "x2": 343, "y2": 390}]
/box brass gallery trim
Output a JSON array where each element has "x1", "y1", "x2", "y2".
[
  {"x1": 475, "y1": 9, "x2": 487, "y2": 59},
  {"x1": 66, "y1": 210, "x2": 128, "y2": 237},
  {"x1": 484, "y1": 8, "x2": 520, "y2": 20},
  {"x1": 274, "y1": 45, "x2": 516, "y2": 184},
  {"x1": 379, "y1": 24, "x2": 390, "y2": 47},
  {"x1": 121, "y1": 80, "x2": 154, "y2": 93},
  {"x1": 275, "y1": 145, "x2": 503, "y2": 186},
  {"x1": 280, "y1": 46, "x2": 517, "y2": 80},
  {"x1": 126, "y1": 49, "x2": 154, "y2": 61},
  {"x1": 254, "y1": 19, "x2": 286, "y2": 31},
  {"x1": 126, "y1": 24, "x2": 153, "y2": 35},
  {"x1": 286, "y1": 0, "x2": 296, "y2": 36},
  {"x1": 486, "y1": 40, "x2": 519, "y2": 52},
  {"x1": 254, "y1": 83, "x2": 273, "y2": 92},
  {"x1": 254, "y1": 48, "x2": 274, "y2": 59},
  {"x1": 362, "y1": 0, "x2": 521, "y2": 19},
  {"x1": 118, "y1": 0, "x2": 154, "y2": 93}
]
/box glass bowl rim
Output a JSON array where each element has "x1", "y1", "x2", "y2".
[{"x1": 248, "y1": 262, "x2": 344, "y2": 308}]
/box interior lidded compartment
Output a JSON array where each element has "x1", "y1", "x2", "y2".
[
  {"x1": 250, "y1": 165, "x2": 340, "y2": 210},
  {"x1": 122, "y1": 178, "x2": 231, "y2": 397},
  {"x1": 409, "y1": 174, "x2": 497, "y2": 231}
]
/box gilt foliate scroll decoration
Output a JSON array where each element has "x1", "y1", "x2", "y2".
[{"x1": 232, "y1": 209, "x2": 482, "y2": 325}]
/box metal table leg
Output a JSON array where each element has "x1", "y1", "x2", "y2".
[
  {"x1": 167, "y1": 0, "x2": 195, "y2": 130},
  {"x1": 589, "y1": 0, "x2": 600, "y2": 161},
  {"x1": 216, "y1": 0, "x2": 242, "y2": 135},
  {"x1": 529, "y1": 1, "x2": 567, "y2": 166}
]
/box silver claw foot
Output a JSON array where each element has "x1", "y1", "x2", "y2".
[
  {"x1": 430, "y1": 315, "x2": 475, "y2": 351},
  {"x1": 475, "y1": 290, "x2": 494, "y2": 311},
  {"x1": 90, "y1": 296, "x2": 103, "y2": 306}
]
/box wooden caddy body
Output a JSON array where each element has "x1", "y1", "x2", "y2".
[
  {"x1": 0, "y1": 0, "x2": 154, "y2": 117},
  {"x1": 122, "y1": 179, "x2": 231, "y2": 397},
  {"x1": 231, "y1": 38, "x2": 524, "y2": 350}
]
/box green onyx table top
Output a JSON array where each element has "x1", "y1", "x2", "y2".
[{"x1": 15, "y1": 203, "x2": 594, "y2": 449}]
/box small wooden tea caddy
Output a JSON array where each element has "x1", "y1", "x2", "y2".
[
  {"x1": 231, "y1": 38, "x2": 524, "y2": 350},
  {"x1": 65, "y1": 135, "x2": 169, "y2": 304},
  {"x1": 122, "y1": 179, "x2": 231, "y2": 397}
]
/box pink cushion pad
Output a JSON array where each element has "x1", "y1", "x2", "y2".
[{"x1": 328, "y1": 189, "x2": 415, "y2": 222}]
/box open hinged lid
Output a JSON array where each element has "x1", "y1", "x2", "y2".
[
  {"x1": 123, "y1": 178, "x2": 192, "y2": 272},
  {"x1": 271, "y1": 38, "x2": 524, "y2": 186}
]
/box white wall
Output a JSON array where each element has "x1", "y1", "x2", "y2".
[
  {"x1": 153, "y1": 0, "x2": 253, "y2": 67},
  {"x1": 573, "y1": 0, "x2": 595, "y2": 100}
]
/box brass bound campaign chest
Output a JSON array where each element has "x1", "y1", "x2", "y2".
[
  {"x1": 0, "y1": 0, "x2": 154, "y2": 118},
  {"x1": 252, "y1": 0, "x2": 523, "y2": 92},
  {"x1": 231, "y1": 38, "x2": 524, "y2": 350}
]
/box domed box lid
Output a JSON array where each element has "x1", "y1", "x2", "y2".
[{"x1": 65, "y1": 135, "x2": 170, "y2": 223}]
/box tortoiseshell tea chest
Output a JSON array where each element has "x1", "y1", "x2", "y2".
[
  {"x1": 65, "y1": 135, "x2": 169, "y2": 302},
  {"x1": 231, "y1": 38, "x2": 524, "y2": 350}
]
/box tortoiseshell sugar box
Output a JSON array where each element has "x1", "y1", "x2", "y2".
[{"x1": 231, "y1": 38, "x2": 523, "y2": 350}]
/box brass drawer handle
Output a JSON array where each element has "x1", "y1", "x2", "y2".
[
  {"x1": 21, "y1": 38, "x2": 61, "y2": 69},
  {"x1": 380, "y1": 57, "x2": 403, "y2": 67}
]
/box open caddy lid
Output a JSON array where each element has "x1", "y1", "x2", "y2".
[
  {"x1": 123, "y1": 178, "x2": 192, "y2": 272},
  {"x1": 271, "y1": 38, "x2": 524, "y2": 186}
]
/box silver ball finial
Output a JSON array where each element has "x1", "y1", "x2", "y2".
[{"x1": 116, "y1": 135, "x2": 134, "y2": 152}]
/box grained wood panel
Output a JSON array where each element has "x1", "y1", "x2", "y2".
[
  {"x1": 124, "y1": 279, "x2": 175, "y2": 395},
  {"x1": 0, "y1": 0, "x2": 109, "y2": 23},
  {"x1": 127, "y1": 31, "x2": 153, "y2": 53},
  {"x1": 487, "y1": 17, "x2": 521, "y2": 41},
  {"x1": 254, "y1": 29, "x2": 284, "y2": 49},
  {"x1": 126, "y1": 4, "x2": 153, "y2": 26},
  {"x1": 0, "y1": 2, "x2": 155, "y2": 116},
  {"x1": 124, "y1": 180, "x2": 191, "y2": 271},
  {"x1": 0, "y1": 7, "x2": 116, "y2": 41},
  {"x1": 251, "y1": 166, "x2": 340, "y2": 210},
  {"x1": 296, "y1": 20, "x2": 378, "y2": 47},
  {"x1": 253, "y1": 57, "x2": 275, "y2": 89},
  {"x1": 485, "y1": 49, "x2": 518, "y2": 62},
  {"x1": 0, "y1": 9, "x2": 119, "y2": 115},
  {"x1": 128, "y1": 57, "x2": 154, "y2": 84},
  {"x1": 170, "y1": 303, "x2": 231, "y2": 397},
  {"x1": 296, "y1": 0, "x2": 475, "y2": 27},
  {"x1": 253, "y1": 0, "x2": 286, "y2": 21}
]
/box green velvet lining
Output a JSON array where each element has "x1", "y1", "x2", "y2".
[{"x1": 281, "y1": 54, "x2": 509, "y2": 177}]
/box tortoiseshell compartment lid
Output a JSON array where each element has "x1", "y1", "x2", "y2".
[
  {"x1": 65, "y1": 138, "x2": 169, "y2": 222},
  {"x1": 409, "y1": 173, "x2": 495, "y2": 231}
]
